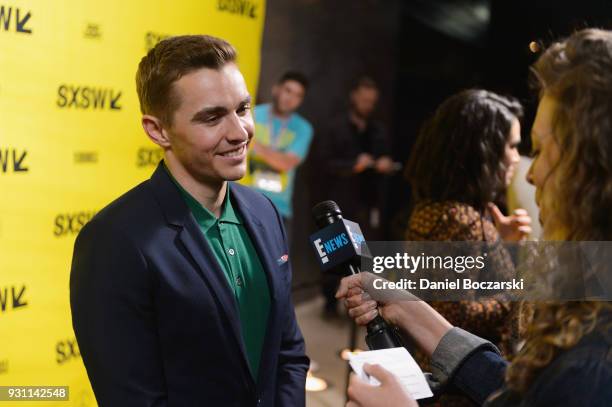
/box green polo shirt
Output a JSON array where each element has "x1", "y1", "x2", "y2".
[{"x1": 164, "y1": 165, "x2": 271, "y2": 379}]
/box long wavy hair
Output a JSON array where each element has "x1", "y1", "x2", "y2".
[
  {"x1": 405, "y1": 89, "x2": 523, "y2": 212},
  {"x1": 507, "y1": 28, "x2": 612, "y2": 393}
]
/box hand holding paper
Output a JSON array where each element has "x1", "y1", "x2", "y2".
[{"x1": 349, "y1": 347, "x2": 433, "y2": 400}]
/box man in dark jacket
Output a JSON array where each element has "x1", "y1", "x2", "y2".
[
  {"x1": 315, "y1": 77, "x2": 394, "y2": 315},
  {"x1": 70, "y1": 35, "x2": 309, "y2": 406}
]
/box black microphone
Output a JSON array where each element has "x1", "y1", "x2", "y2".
[{"x1": 310, "y1": 200, "x2": 403, "y2": 350}]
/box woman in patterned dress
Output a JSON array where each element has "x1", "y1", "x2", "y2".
[{"x1": 404, "y1": 90, "x2": 532, "y2": 406}]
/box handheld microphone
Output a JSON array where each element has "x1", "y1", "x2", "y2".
[{"x1": 310, "y1": 200, "x2": 403, "y2": 350}]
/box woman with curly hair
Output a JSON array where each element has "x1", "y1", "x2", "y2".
[
  {"x1": 405, "y1": 89, "x2": 530, "y2": 246},
  {"x1": 338, "y1": 28, "x2": 612, "y2": 406},
  {"x1": 403, "y1": 89, "x2": 530, "y2": 406}
]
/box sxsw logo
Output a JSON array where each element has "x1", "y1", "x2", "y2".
[
  {"x1": 0, "y1": 4, "x2": 32, "y2": 34},
  {"x1": 137, "y1": 147, "x2": 163, "y2": 167},
  {"x1": 145, "y1": 31, "x2": 170, "y2": 52},
  {"x1": 56, "y1": 84, "x2": 122, "y2": 111},
  {"x1": 74, "y1": 151, "x2": 98, "y2": 164},
  {"x1": 56, "y1": 338, "x2": 81, "y2": 365},
  {"x1": 314, "y1": 232, "x2": 350, "y2": 264},
  {"x1": 0, "y1": 285, "x2": 27, "y2": 313},
  {"x1": 0, "y1": 148, "x2": 28, "y2": 173},
  {"x1": 53, "y1": 211, "x2": 97, "y2": 237},
  {"x1": 217, "y1": 0, "x2": 258, "y2": 19}
]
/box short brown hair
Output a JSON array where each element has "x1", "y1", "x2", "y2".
[
  {"x1": 136, "y1": 35, "x2": 236, "y2": 125},
  {"x1": 351, "y1": 76, "x2": 378, "y2": 91}
]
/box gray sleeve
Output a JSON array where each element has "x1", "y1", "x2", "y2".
[{"x1": 429, "y1": 327, "x2": 502, "y2": 387}]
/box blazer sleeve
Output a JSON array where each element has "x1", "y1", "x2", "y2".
[
  {"x1": 70, "y1": 219, "x2": 168, "y2": 406},
  {"x1": 264, "y1": 196, "x2": 310, "y2": 406}
]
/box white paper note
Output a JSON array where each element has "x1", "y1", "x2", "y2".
[{"x1": 348, "y1": 347, "x2": 433, "y2": 400}]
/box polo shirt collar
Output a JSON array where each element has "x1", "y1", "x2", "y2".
[{"x1": 163, "y1": 164, "x2": 241, "y2": 231}]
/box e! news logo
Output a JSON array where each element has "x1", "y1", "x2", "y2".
[
  {"x1": 0, "y1": 147, "x2": 28, "y2": 173},
  {"x1": 0, "y1": 4, "x2": 32, "y2": 34},
  {"x1": 314, "y1": 232, "x2": 350, "y2": 264},
  {"x1": 0, "y1": 284, "x2": 27, "y2": 314},
  {"x1": 56, "y1": 338, "x2": 81, "y2": 365},
  {"x1": 53, "y1": 210, "x2": 97, "y2": 237},
  {"x1": 217, "y1": 0, "x2": 258, "y2": 19},
  {"x1": 56, "y1": 84, "x2": 122, "y2": 111},
  {"x1": 345, "y1": 223, "x2": 365, "y2": 248}
]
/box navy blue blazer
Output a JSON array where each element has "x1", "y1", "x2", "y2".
[{"x1": 70, "y1": 162, "x2": 309, "y2": 406}]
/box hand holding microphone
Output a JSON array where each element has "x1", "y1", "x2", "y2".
[
  {"x1": 335, "y1": 272, "x2": 453, "y2": 358},
  {"x1": 335, "y1": 273, "x2": 404, "y2": 327},
  {"x1": 310, "y1": 200, "x2": 404, "y2": 350}
]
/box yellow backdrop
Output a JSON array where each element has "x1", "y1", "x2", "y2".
[{"x1": 0, "y1": 0, "x2": 265, "y2": 405}]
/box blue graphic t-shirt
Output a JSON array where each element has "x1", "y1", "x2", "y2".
[{"x1": 247, "y1": 104, "x2": 313, "y2": 218}]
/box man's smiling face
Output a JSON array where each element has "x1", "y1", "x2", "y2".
[{"x1": 165, "y1": 63, "x2": 254, "y2": 184}]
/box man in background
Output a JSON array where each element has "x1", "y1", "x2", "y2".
[
  {"x1": 247, "y1": 71, "x2": 313, "y2": 239},
  {"x1": 316, "y1": 76, "x2": 394, "y2": 316}
]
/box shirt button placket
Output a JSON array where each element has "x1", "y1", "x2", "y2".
[{"x1": 220, "y1": 223, "x2": 237, "y2": 291}]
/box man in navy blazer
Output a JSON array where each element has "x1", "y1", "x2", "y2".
[{"x1": 70, "y1": 35, "x2": 309, "y2": 406}]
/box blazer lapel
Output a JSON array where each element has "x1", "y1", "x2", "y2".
[
  {"x1": 148, "y1": 163, "x2": 251, "y2": 376},
  {"x1": 178, "y1": 222, "x2": 247, "y2": 352},
  {"x1": 230, "y1": 184, "x2": 284, "y2": 386},
  {"x1": 229, "y1": 183, "x2": 283, "y2": 302}
]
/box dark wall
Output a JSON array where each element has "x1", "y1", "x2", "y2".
[
  {"x1": 257, "y1": 0, "x2": 612, "y2": 301},
  {"x1": 257, "y1": 0, "x2": 401, "y2": 300},
  {"x1": 258, "y1": 0, "x2": 401, "y2": 126}
]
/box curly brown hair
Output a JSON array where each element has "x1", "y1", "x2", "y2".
[
  {"x1": 507, "y1": 28, "x2": 612, "y2": 393},
  {"x1": 405, "y1": 89, "x2": 523, "y2": 211}
]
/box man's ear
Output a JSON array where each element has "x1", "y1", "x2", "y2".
[{"x1": 142, "y1": 114, "x2": 171, "y2": 148}]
